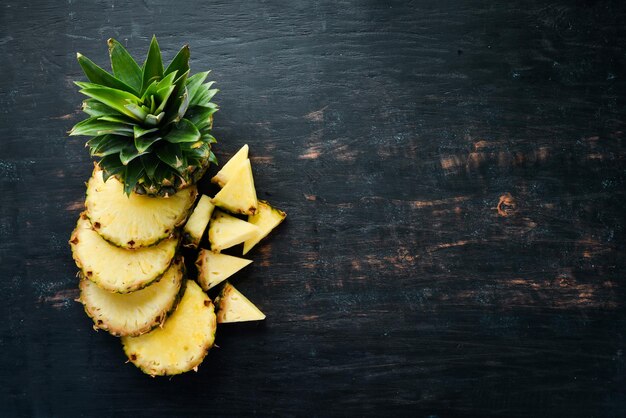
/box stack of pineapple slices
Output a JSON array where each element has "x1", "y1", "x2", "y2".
[{"x1": 70, "y1": 144, "x2": 285, "y2": 376}]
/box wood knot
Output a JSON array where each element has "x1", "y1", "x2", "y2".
[{"x1": 497, "y1": 193, "x2": 516, "y2": 217}]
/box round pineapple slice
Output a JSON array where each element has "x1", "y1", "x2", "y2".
[
  {"x1": 86, "y1": 168, "x2": 197, "y2": 248},
  {"x1": 122, "y1": 280, "x2": 217, "y2": 376},
  {"x1": 70, "y1": 213, "x2": 178, "y2": 293},
  {"x1": 79, "y1": 258, "x2": 185, "y2": 337}
]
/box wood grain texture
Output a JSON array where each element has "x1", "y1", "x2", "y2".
[{"x1": 1, "y1": 0, "x2": 625, "y2": 416}]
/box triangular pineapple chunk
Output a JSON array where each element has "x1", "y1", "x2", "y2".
[
  {"x1": 211, "y1": 159, "x2": 258, "y2": 215},
  {"x1": 183, "y1": 195, "x2": 215, "y2": 248},
  {"x1": 243, "y1": 200, "x2": 286, "y2": 255},
  {"x1": 216, "y1": 282, "x2": 265, "y2": 324},
  {"x1": 208, "y1": 210, "x2": 259, "y2": 252},
  {"x1": 196, "y1": 250, "x2": 252, "y2": 290},
  {"x1": 211, "y1": 144, "x2": 249, "y2": 187}
]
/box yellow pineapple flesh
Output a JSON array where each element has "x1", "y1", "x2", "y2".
[{"x1": 121, "y1": 280, "x2": 217, "y2": 376}]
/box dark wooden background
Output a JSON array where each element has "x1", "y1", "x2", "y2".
[{"x1": 1, "y1": 0, "x2": 625, "y2": 416}]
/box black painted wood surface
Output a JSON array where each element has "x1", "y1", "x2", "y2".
[{"x1": 1, "y1": 1, "x2": 625, "y2": 416}]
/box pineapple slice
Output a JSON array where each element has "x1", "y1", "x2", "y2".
[
  {"x1": 183, "y1": 195, "x2": 215, "y2": 248},
  {"x1": 211, "y1": 159, "x2": 258, "y2": 215},
  {"x1": 208, "y1": 210, "x2": 259, "y2": 252},
  {"x1": 79, "y1": 258, "x2": 185, "y2": 337},
  {"x1": 242, "y1": 200, "x2": 286, "y2": 255},
  {"x1": 86, "y1": 168, "x2": 197, "y2": 248},
  {"x1": 122, "y1": 280, "x2": 217, "y2": 376},
  {"x1": 211, "y1": 144, "x2": 249, "y2": 187},
  {"x1": 216, "y1": 282, "x2": 266, "y2": 324},
  {"x1": 195, "y1": 250, "x2": 252, "y2": 291},
  {"x1": 70, "y1": 213, "x2": 177, "y2": 293}
]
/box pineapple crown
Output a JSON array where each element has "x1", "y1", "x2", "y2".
[{"x1": 70, "y1": 36, "x2": 218, "y2": 196}]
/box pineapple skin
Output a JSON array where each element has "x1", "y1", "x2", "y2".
[{"x1": 79, "y1": 259, "x2": 187, "y2": 337}]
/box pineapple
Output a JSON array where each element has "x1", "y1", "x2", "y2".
[
  {"x1": 183, "y1": 195, "x2": 215, "y2": 248},
  {"x1": 208, "y1": 210, "x2": 260, "y2": 252},
  {"x1": 195, "y1": 250, "x2": 252, "y2": 291},
  {"x1": 212, "y1": 158, "x2": 258, "y2": 215},
  {"x1": 86, "y1": 167, "x2": 197, "y2": 248},
  {"x1": 243, "y1": 200, "x2": 286, "y2": 255},
  {"x1": 211, "y1": 144, "x2": 248, "y2": 187},
  {"x1": 216, "y1": 282, "x2": 266, "y2": 324},
  {"x1": 122, "y1": 280, "x2": 217, "y2": 376},
  {"x1": 70, "y1": 213, "x2": 177, "y2": 293},
  {"x1": 79, "y1": 258, "x2": 185, "y2": 337},
  {"x1": 70, "y1": 36, "x2": 219, "y2": 196}
]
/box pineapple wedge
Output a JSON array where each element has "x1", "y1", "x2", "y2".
[
  {"x1": 122, "y1": 280, "x2": 217, "y2": 376},
  {"x1": 86, "y1": 168, "x2": 197, "y2": 248},
  {"x1": 79, "y1": 258, "x2": 185, "y2": 337},
  {"x1": 183, "y1": 195, "x2": 215, "y2": 248},
  {"x1": 208, "y1": 210, "x2": 259, "y2": 252},
  {"x1": 195, "y1": 250, "x2": 252, "y2": 291},
  {"x1": 243, "y1": 200, "x2": 287, "y2": 255},
  {"x1": 211, "y1": 144, "x2": 249, "y2": 187},
  {"x1": 212, "y1": 159, "x2": 258, "y2": 216},
  {"x1": 70, "y1": 213, "x2": 177, "y2": 293},
  {"x1": 216, "y1": 282, "x2": 266, "y2": 324}
]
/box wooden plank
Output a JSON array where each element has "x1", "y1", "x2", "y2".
[{"x1": 0, "y1": 0, "x2": 624, "y2": 416}]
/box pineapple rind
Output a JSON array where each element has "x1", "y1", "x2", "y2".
[
  {"x1": 121, "y1": 280, "x2": 217, "y2": 376},
  {"x1": 70, "y1": 213, "x2": 178, "y2": 293},
  {"x1": 211, "y1": 158, "x2": 258, "y2": 216},
  {"x1": 79, "y1": 258, "x2": 185, "y2": 337},
  {"x1": 195, "y1": 249, "x2": 252, "y2": 291},
  {"x1": 86, "y1": 168, "x2": 197, "y2": 248},
  {"x1": 208, "y1": 210, "x2": 260, "y2": 252},
  {"x1": 216, "y1": 282, "x2": 266, "y2": 324},
  {"x1": 211, "y1": 144, "x2": 248, "y2": 187},
  {"x1": 183, "y1": 195, "x2": 215, "y2": 248},
  {"x1": 242, "y1": 200, "x2": 287, "y2": 255}
]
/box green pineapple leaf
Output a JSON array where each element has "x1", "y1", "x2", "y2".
[
  {"x1": 140, "y1": 154, "x2": 161, "y2": 179},
  {"x1": 100, "y1": 154, "x2": 125, "y2": 183},
  {"x1": 185, "y1": 72, "x2": 210, "y2": 101},
  {"x1": 98, "y1": 115, "x2": 136, "y2": 124},
  {"x1": 135, "y1": 134, "x2": 162, "y2": 154},
  {"x1": 154, "y1": 85, "x2": 176, "y2": 114},
  {"x1": 70, "y1": 117, "x2": 133, "y2": 136},
  {"x1": 190, "y1": 85, "x2": 219, "y2": 108},
  {"x1": 156, "y1": 142, "x2": 185, "y2": 170},
  {"x1": 120, "y1": 142, "x2": 147, "y2": 165},
  {"x1": 133, "y1": 125, "x2": 158, "y2": 139},
  {"x1": 175, "y1": 89, "x2": 190, "y2": 122},
  {"x1": 209, "y1": 150, "x2": 218, "y2": 165},
  {"x1": 76, "y1": 53, "x2": 134, "y2": 93},
  {"x1": 164, "y1": 119, "x2": 200, "y2": 144},
  {"x1": 188, "y1": 107, "x2": 217, "y2": 131},
  {"x1": 124, "y1": 102, "x2": 149, "y2": 121},
  {"x1": 82, "y1": 99, "x2": 118, "y2": 117},
  {"x1": 79, "y1": 87, "x2": 142, "y2": 121},
  {"x1": 141, "y1": 35, "x2": 164, "y2": 94},
  {"x1": 123, "y1": 161, "x2": 145, "y2": 195},
  {"x1": 108, "y1": 38, "x2": 143, "y2": 94},
  {"x1": 90, "y1": 135, "x2": 128, "y2": 157},
  {"x1": 164, "y1": 44, "x2": 190, "y2": 77}
]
